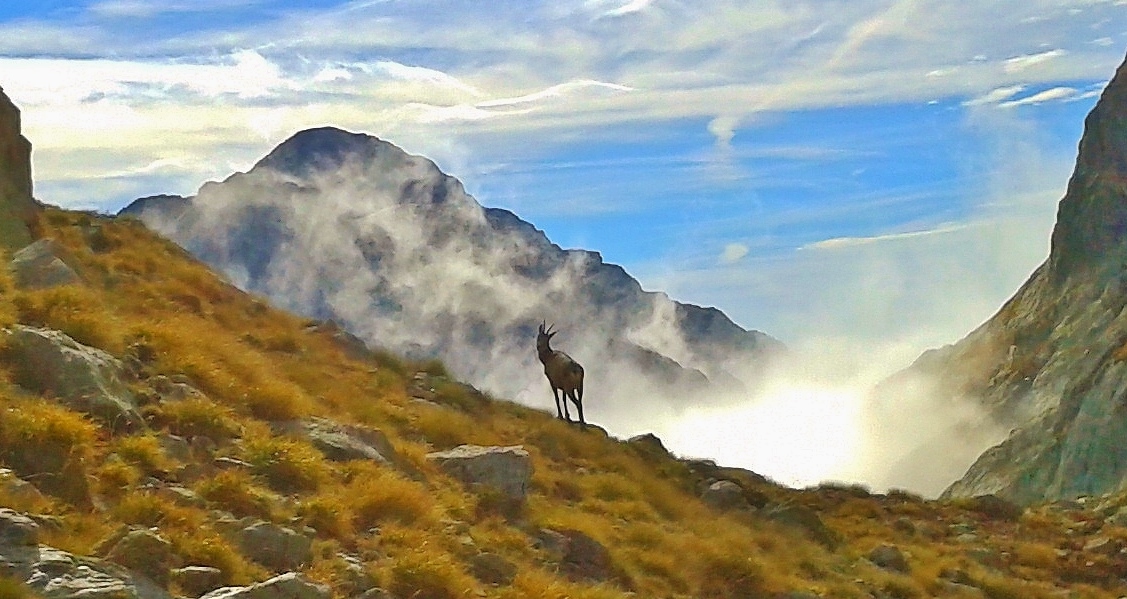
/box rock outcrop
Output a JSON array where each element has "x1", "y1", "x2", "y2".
[
  {"x1": 200, "y1": 573, "x2": 330, "y2": 599},
  {"x1": 880, "y1": 50, "x2": 1127, "y2": 504},
  {"x1": 2, "y1": 325, "x2": 144, "y2": 432},
  {"x1": 426, "y1": 445, "x2": 532, "y2": 500},
  {"x1": 9, "y1": 239, "x2": 81, "y2": 289},
  {"x1": 0, "y1": 510, "x2": 172, "y2": 599},
  {"x1": 0, "y1": 86, "x2": 37, "y2": 250},
  {"x1": 120, "y1": 127, "x2": 782, "y2": 414}
]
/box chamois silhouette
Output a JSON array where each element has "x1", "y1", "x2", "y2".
[{"x1": 536, "y1": 321, "x2": 586, "y2": 428}]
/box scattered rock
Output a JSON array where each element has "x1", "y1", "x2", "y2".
[
  {"x1": 701, "y1": 480, "x2": 749, "y2": 511},
  {"x1": 158, "y1": 434, "x2": 192, "y2": 462},
  {"x1": 535, "y1": 528, "x2": 616, "y2": 584},
  {"x1": 0, "y1": 508, "x2": 39, "y2": 546},
  {"x1": 171, "y1": 566, "x2": 225, "y2": 597},
  {"x1": 1083, "y1": 536, "x2": 1122, "y2": 556},
  {"x1": 2, "y1": 325, "x2": 143, "y2": 432},
  {"x1": 104, "y1": 528, "x2": 177, "y2": 585},
  {"x1": 1106, "y1": 506, "x2": 1127, "y2": 527},
  {"x1": 0, "y1": 468, "x2": 45, "y2": 503},
  {"x1": 200, "y1": 572, "x2": 330, "y2": 599},
  {"x1": 426, "y1": 445, "x2": 531, "y2": 500},
  {"x1": 355, "y1": 589, "x2": 393, "y2": 599},
  {"x1": 215, "y1": 457, "x2": 253, "y2": 470},
  {"x1": 9, "y1": 239, "x2": 80, "y2": 289},
  {"x1": 762, "y1": 502, "x2": 840, "y2": 549},
  {"x1": 469, "y1": 552, "x2": 517, "y2": 586},
  {"x1": 891, "y1": 517, "x2": 917, "y2": 536},
  {"x1": 1, "y1": 542, "x2": 172, "y2": 599},
  {"x1": 151, "y1": 376, "x2": 207, "y2": 403},
  {"x1": 964, "y1": 494, "x2": 1023, "y2": 522},
  {"x1": 966, "y1": 547, "x2": 1003, "y2": 569},
  {"x1": 281, "y1": 419, "x2": 390, "y2": 464},
  {"x1": 626, "y1": 433, "x2": 672, "y2": 459},
  {"x1": 867, "y1": 544, "x2": 910, "y2": 573},
  {"x1": 236, "y1": 522, "x2": 313, "y2": 571}
]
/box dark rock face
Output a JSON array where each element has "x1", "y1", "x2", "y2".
[
  {"x1": 1049, "y1": 56, "x2": 1127, "y2": 281},
  {"x1": 121, "y1": 127, "x2": 782, "y2": 414},
  {"x1": 883, "y1": 50, "x2": 1127, "y2": 505},
  {"x1": 0, "y1": 86, "x2": 37, "y2": 250}
]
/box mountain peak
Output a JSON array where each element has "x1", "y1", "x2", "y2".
[
  {"x1": 1048, "y1": 50, "x2": 1127, "y2": 280},
  {"x1": 254, "y1": 126, "x2": 400, "y2": 178}
]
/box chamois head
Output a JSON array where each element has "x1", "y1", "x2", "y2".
[{"x1": 536, "y1": 321, "x2": 557, "y2": 355}]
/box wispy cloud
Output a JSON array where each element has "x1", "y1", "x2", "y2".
[
  {"x1": 88, "y1": 0, "x2": 261, "y2": 18},
  {"x1": 803, "y1": 222, "x2": 975, "y2": 250},
  {"x1": 0, "y1": 1, "x2": 1123, "y2": 222},
  {"x1": 1003, "y1": 49, "x2": 1067, "y2": 73}
]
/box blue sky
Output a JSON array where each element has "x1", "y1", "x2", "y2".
[{"x1": 1, "y1": 0, "x2": 1124, "y2": 356}]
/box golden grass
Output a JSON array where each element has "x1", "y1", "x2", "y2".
[
  {"x1": 0, "y1": 207, "x2": 1122, "y2": 599},
  {"x1": 193, "y1": 470, "x2": 281, "y2": 521},
  {"x1": 240, "y1": 429, "x2": 330, "y2": 493}
]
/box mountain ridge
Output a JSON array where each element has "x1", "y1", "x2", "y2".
[
  {"x1": 877, "y1": 49, "x2": 1127, "y2": 505},
  {"x1": 121, "y1": 126, "x2": 782, "y2": 426}
]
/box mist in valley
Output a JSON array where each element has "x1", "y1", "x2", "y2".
[{"x1": 132, "y1": 112, "x2": 1074, "y2": 498}]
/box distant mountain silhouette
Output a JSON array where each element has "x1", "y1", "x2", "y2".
[{"x1": 122, "y1": 127, "x2": 782, "y2": 419}]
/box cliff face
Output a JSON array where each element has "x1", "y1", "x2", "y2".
[
  {"x1": 122, "y1": 127, "x2": 781, "y2": 419},
  {"x1": 879, "y1": 50, "x2": 1127, "y2": 505},
  {"x1": 0, "y1": 86, "x2": 36, "y2": 250}
]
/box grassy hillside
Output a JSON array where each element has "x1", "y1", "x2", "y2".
[{"x1": 0, "y1": 207, "x2": 1125, "y2": 599}]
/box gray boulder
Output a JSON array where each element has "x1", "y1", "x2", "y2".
[
  {"x1": 762, "y1": 502, "x2": 840, "y2": 549},
  {"x1": 2, "y1": 325, "x2": 143, "y2": 432},
  {"x1": 0, "y1": 543, "x2": 172, "y2": 599},
  {"x1": 200, "y1": 573, "x2": 330, "y2": 599},
  {"x1": 469, "y1": 552, "x2": 517, "y2": 586},
  {"x1": 171, "y1": 566, "x2": 225, "y2": 597},
  {"x1": 0, "y1": 469, "x2": 44, "y2": 503},
  {"x1": 236, "y1": 522, "x2": 312, "y2": 571},
  {"x1": 291, "y1": 419, "x2": 393, "y2": 464},
  {"x1": 0, "y1": 508, "x2": 39, "y2": 546},
  {"x1": 426, "y1": 445, "x2": 531, "y2": 500},
  {"x1": 867, "y1": 544, "x2": 910, "y2": 573},
  {"x1": 533, "y1": 528, "x2": 615, "y2": 584},
  {"x1": 103, "y1": 529, "x2": 176, "y2": 585},
  {"x1": 701, "y1": 480, "x2": 749, "y2": 511},
  {"x1": 9, "y1": 239, "x2": 80, "y2": 290}
]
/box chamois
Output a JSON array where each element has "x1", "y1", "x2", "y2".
[{"x1": 536, "y1": 321, "x2": 586, "y2": 428}]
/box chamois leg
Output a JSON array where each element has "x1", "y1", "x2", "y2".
[
  {"x1": 567, "y1": 388, "x2": 585, "y2": 429},
  {"x1": 575, "y1": 382, "x2": 585, "y2": 428},
  {"x1": 560, "y1": 388, "x2": 572, "y2": 422},
  {"x1": 551, "y1": 387, "x2": 565, "y2": 420}
]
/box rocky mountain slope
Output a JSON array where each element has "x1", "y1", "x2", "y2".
[
  {"x1": 7, "y1": 80, "x2": 1127, "y2": 599},
  {"x1": 875, "y1": 50, "x2": 1127, "y2": 505},
  {"x1": 120, "y1": 127, "x2": 781, "y2": 427}
]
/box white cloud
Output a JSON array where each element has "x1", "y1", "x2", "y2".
[
  {"x1": 0, "y1": 0, "x2": 1122, "y2": 189},
  {"x1": 719, "y1": 243, "x2": 749, "y2": 264},
  {"x1": 1003, "y1": 49, "x2": 1067, "y2": 73},
  {"x1": 805, "y1": 223, "x2": 974, "y2": 250},
  {"x1": 476, "y1": 80, "x2": 633, "y2": 108},
  {"x1": 999, "y1": 86, "x2": 1080, "y2": 106},
  {"x1": 963, "y1": 84, "x2": 1026, "y2": 106},
  {"x1": 707, "y1": 115, "x2": 739, "y2": 149},
  {"x1": 603, "y1": 0, "x2": 657, "y2": 17}
]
